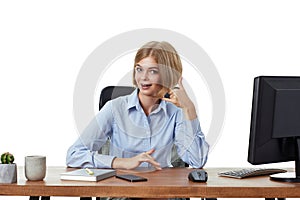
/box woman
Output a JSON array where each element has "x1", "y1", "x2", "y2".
[{"x1": 66, "y1": 41, "x2": 209, "y2": 170}]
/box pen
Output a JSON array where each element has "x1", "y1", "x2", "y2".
[{"x1": 85, "y1": 168, "x2": 94, "y2": 175}]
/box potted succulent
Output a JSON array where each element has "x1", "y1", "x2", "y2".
[{"x1": 0, "y1": 152, "x2": 17, "y2": 183}]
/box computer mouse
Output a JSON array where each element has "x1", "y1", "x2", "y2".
[{"x1": 188, "y1": 169, "x2": 208, "y2": 182}]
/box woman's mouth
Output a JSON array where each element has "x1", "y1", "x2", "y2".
[{"x1": 141, "y1": 83, "x2": 152, "y2": 89}]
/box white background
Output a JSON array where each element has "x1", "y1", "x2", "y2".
[{"x1": 1, "y1": 1, "x2": 300, "y2": 200}]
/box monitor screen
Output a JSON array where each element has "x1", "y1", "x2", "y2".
[{"x1": 248, "y1": 76, "x2": 300, "y2": 182}]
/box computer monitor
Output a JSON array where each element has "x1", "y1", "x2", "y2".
[{"x1": 248, "y1": 76, "x2": 300, "y2": 182}]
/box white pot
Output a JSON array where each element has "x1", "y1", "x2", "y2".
[{"x1": 0, "y1": 163, "x2": 17, "y2": 183}]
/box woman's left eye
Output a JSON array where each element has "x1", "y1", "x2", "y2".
[{"x1": 150, "y1": 70, "x2": 159, "y2": 74}]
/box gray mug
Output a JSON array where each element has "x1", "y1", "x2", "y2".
[{"x1": 25, "y1": 155, "x2": 46, "y2": 181}]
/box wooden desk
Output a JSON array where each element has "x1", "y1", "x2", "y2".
[{"x1": 0, "y1": 167, "x2": 299, "y2": 198}]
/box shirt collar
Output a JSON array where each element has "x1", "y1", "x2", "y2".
[
  {"x1": 127, "y1": 88, "x2": 168, "y2": 116},
  {"x1": 127, "y1": 88, "x2": 139, "y2": 110}
]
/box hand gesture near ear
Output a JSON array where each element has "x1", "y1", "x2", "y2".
[{"x1": 162, "y1": 77, "x2": 197, "y2": 120}]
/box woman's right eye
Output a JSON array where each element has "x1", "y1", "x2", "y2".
[{"x1": 136, "y1": 67, "x2": 142, "y2": 72}]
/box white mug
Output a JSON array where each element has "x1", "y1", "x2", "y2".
[{"x1": 25, "y1": 155, "x2": 46, "y2": 181}]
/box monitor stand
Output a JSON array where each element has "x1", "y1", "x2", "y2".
[{"x1": 270, "y1": 138, "x2": 300, "y2": 182}]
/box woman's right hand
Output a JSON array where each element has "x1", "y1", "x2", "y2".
[{"x1": 112, "y1": 149, "x2": 162, "y2": 170}]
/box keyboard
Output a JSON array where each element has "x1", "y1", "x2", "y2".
[{"x1": 218, "y1": 168, "x2": 287, "y2": 179}]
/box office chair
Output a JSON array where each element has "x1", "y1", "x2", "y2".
[{"x1": 81, "y1": 85, "x2": 188, "y2": 200}]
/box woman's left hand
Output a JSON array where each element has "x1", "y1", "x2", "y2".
[{"x1": 162, "y1": 77, "x2": 197, "y2": 120}]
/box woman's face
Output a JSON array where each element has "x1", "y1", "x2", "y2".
[{"x1": 134, "y1": 56, "x2": 162, "y2": 98}]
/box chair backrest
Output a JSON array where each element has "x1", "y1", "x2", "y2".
[
  {"x1": 99, "y1": 86, "x2": 135, "y2": 110},
  {"x1": 98, "y1": 86, "x2": 187, "y2": 167}
]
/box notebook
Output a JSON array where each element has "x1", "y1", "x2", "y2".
[{"x1": 60, "y1": 168, "x2": 116, "y2": 182}]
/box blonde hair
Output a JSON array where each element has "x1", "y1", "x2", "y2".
[{"x1": 133, "y1": 41, "x2": 182, "y2": 97}]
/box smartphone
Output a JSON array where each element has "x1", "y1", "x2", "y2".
[
  {"x1": 164, "y1": 93, "x2": 170, "y2": 99},
  {"x1": 116, "y1": 174, "x2": 148, "y2": 182}
]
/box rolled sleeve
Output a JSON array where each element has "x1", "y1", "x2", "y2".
[{"x1": 175, "y1": 116, "x2": 209, "y2": 168}]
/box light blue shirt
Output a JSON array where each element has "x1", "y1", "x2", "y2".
[{"x1": 66, "y1": 89, "x2": 209, "y2": 169}]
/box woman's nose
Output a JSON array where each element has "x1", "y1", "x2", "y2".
[{"x1": 141, "y1": 71, "x2": 149, "y2": 80}]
